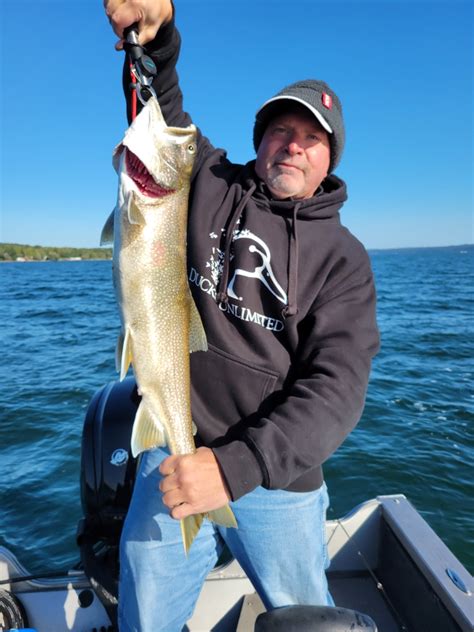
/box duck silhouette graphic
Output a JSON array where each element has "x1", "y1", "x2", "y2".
[{"x1": 227, "y1": 230, "x2": 287, "y2": 305}]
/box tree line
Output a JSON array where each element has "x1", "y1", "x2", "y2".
[{"x1": 0, "y1": 243, "x2": 112, "y2": 261}]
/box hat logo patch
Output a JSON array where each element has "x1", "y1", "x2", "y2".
[{"x1": 322, "y1": 93, "x2": 332, "y2": 110}]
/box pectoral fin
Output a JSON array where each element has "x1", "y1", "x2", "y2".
[
  {"x1": 100, "y1": 210, "x2": 115, "y2": 246},
  {"x1": 188, "y1": 295, "x2": 208, "y2": 353},
  {"x1": 131, "y1": 401, "x2": 167, "y2": 458},
  {"x1": 127, "y1": 193, "x2": 146, "y2": 226},
  {"x1": 117, "y1": 327, "x2": 133, "y2": 380}
]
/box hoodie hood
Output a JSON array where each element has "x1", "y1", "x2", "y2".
[
  {"x1": 240, "y1": 160, "x2": 347, "y2": 219},
  {"x1": 216, "y1": 161, "x2": 348, "y2": 317},
  {"x1": 258, "y1": 172, "x2": 348, "y2": 219}
]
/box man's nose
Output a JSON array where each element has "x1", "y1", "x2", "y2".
[{"x1": 286, "y1": 137, "x2": 303, "y2": 155}]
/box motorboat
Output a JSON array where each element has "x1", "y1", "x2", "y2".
[{"x1": 1, "y1": 378, "x2": 472, "y2": 631}]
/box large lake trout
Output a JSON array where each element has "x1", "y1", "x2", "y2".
[{"x1": 101, "y1": 97, "x2": 237, "y2": 553}]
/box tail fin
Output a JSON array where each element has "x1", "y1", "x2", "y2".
[
  {"x1": 181, "y1": 514, "x2": 204, "y2": 555},
  {"x1": 207, "y1": 504, "x2": 238, "y2": 529},
  {"x1": 180, "y1": 504, "x2": 237, "y2": 555}
]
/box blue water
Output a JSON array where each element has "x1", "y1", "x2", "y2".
[{"x1": 1, "y1": 246, "x2": 473, "y2": 575}]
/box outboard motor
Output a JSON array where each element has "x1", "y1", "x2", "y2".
[{"x1": 77, "y1": 377, "x2": 139, "y2": 625}]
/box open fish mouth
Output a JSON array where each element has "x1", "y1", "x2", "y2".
[{"x1": 125, "y1": 149, "x2": 175, "y2": 198}]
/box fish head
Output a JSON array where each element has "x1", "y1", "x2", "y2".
[{"x1": 113, "y1": 97, "x2": 197, "y2": 203}]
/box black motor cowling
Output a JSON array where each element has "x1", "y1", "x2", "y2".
[
  {"x1": 255, "y1": 605, "x2": 378, "y2": 631},
  {"x1": 77, "y1": 377, "x2": 139, "y2": 625},
  {"x1": 80, "y1": 377, "x2": 139, "y2": 537}
]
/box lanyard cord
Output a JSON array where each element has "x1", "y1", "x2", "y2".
[
  {"x1": 124, "y1": 26, "x2": 157, "y2": 120},
  {"x1": 130, "y1": 61, "x2": 137, "y2": 121}
]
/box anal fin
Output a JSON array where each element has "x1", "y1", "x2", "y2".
[{"x1": 131, "y1": 401, "x2": 167, "y2": 458}]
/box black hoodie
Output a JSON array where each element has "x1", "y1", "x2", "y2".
[{"x1": 123, "y1": 19, "x2": 380, "y2": 501}]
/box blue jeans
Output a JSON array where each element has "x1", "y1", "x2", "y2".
[{"x1": 119, "y1": 447, "x2": 332, "y2": 632}]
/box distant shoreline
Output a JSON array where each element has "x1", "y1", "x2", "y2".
[
  {"x1": 0, "y1": 243, "x2": 112, "y2": 263},
  {"x1": 0, "y1": 258, "x2": 111, "y2": 263},
  {"x1": 369, "y1": 244, "x2": 472, "y2": 253},
  {"x1": 0, "y1": 242, "x2": 471, "y2": 263}
]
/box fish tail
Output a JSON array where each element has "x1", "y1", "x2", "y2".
[
  {"x1": 207, "y1": 504, "x2": 238, "y2": 529},
  {"x1": 180, "y1": 504, "x2": 237, "y2": 555},
  {"x1": 181, "y1": 514, "x2": 204, "y2": 555}
]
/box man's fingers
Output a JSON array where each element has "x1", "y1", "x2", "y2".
[
  {"x1": 159, "y1": 455, "x2": 179, "y2": 476},
  {"x1": 107, "y1": 3, "x2": 143, "y2": 40},
  {"x1": 105, "y1": 0, "x2": 173, "y2": 48},
  {"x1": 159, "y1": 472, "x2": 179, "y2": 493},
  {"x1": 171, "y1": 503, "x2": 193, "y2": 520},
  {"x1": 137, "y1": 24, "x2": 160, "y2": 46},
  {"x1": 162, "y1": 489, "x2": 184, "y2": 510}
]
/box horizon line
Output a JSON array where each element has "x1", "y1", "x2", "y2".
[{"x1": 1, "y1": 241, "x2": 472, "y2": 253}]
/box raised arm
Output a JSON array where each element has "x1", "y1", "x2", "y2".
[{"x1": 105, "y1": 0, "x2": 216, "y2": 171}]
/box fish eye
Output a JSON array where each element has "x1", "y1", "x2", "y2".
[{"x1": 187, "y1": 144, "x2": 196, "y2": 154}]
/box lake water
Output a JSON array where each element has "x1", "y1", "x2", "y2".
[{"x1": 1, "y1": 245, "x2": 472, "y2": 575}]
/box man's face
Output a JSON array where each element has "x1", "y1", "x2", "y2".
[{"x1": 255, "y1": 104, "x2": 331, "y2": 200}]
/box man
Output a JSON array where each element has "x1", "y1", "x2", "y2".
[{"x1": 105, "y1": 2, "x2": 379, "y2": 630}]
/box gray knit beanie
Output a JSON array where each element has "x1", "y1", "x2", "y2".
[{"x1": 253, "y1": 79, "x2": 345, "y2": 173}]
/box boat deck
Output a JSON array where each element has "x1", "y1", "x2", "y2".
[
  {"x1": 330, "y1": 572, "x2": 401, "y2": 632},
  {"x1": 1, "y1": 495, "x2": 472, "y2": 632}
]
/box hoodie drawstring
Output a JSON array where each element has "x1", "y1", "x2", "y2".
[
  {"x1": 216, "y1": 182, "x2": 257, "y2": 305},
  {"x1": 282, "y1": 202, "x2": 301, "y2": 318}
]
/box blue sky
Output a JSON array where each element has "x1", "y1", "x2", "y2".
[{"x1": 1, "y1": 0, "x2": 472, "y2": 249}]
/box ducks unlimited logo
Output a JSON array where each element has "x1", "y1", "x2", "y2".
[{"x1": 189, "y1": 228, "x2": 286, "y2": 332}]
